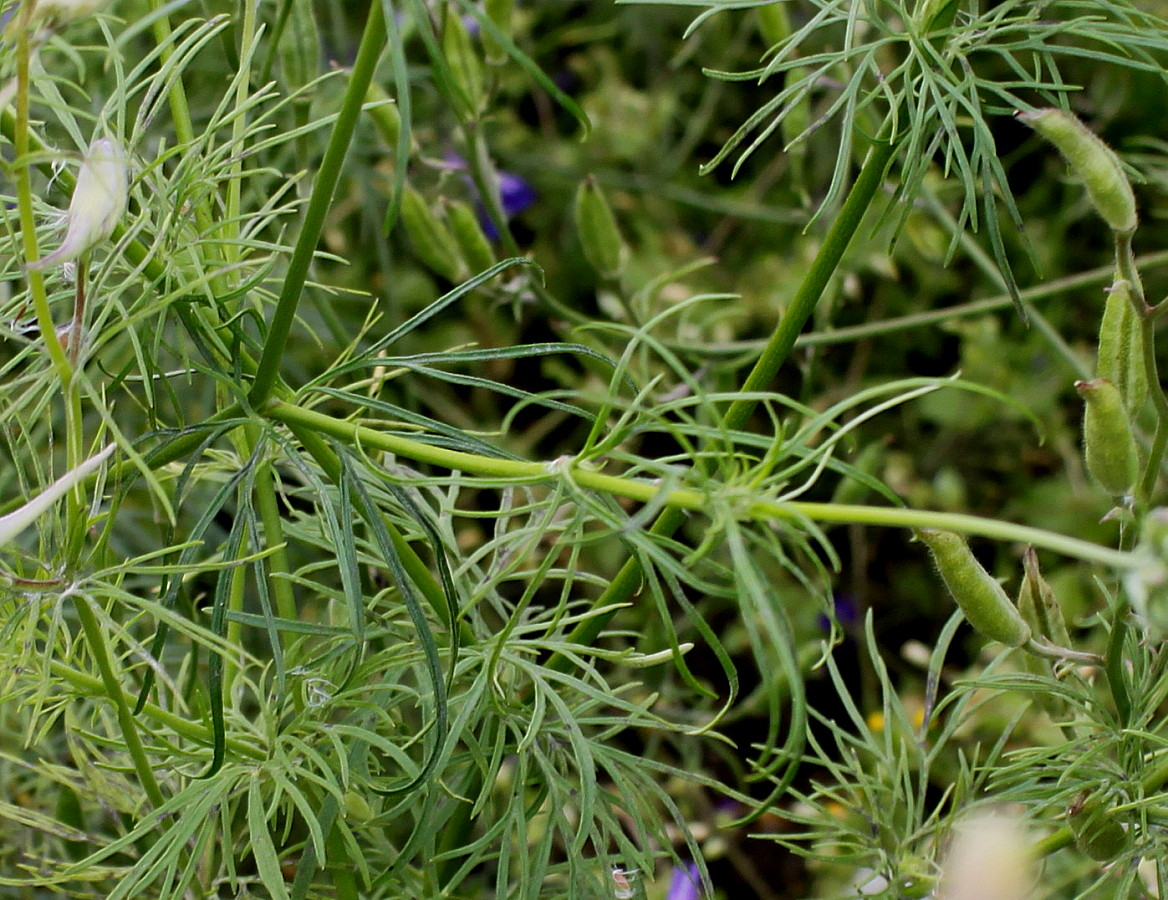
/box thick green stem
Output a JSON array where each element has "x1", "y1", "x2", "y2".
[{"x1": 249, "y1": 0, "x2": 387, "y2": 405}]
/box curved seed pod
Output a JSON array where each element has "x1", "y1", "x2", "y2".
[
  {"x1": 1096, "y1": 278, "x2": 1148, "y2": 414},
  {"x1": 1016, "y1": 108, "x2": 1137, "y2": 234},
  {"x1": 445, "y1": 199, "x2": 496, "y2": 275},
  {"x1": 574, "y1": 176, "x2": 627, "y2": 279},
  {"x1": 1076, "y1": 378, "x2": 1140, "y2": 497},
  {"x1": 1068, "y1": 794, "x2": 1131, "y2": 863},
  {"x1": 917, "y1": 529, "x2": 1031, "y2": 647},
  {"x1": 27, "y1": 137, "x2": 128, "y2": 271},
  {"x1": 400, "y1": 186, "x2": 465, "y2": 282}
]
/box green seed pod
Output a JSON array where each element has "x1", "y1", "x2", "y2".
[
  {"x1": 1076, "y1": 378, "x2": 1140, "y2": 497},
  {"x1": 917, "y1": 530, "x2": 1031, "y2": 647},
  {"x1": 400, "y1": 186, "x2": 465, "y2": 282},
  {"x1": 574, "y1": 176, "x2": 627, "y2": 279},
  {"x1": 482, "y1": 0, "x2": 515, "y2": 65},
  {"x1": 1068, "y1": 794, "x2": 1130, "y2": 863},
  {"x1": 1096, "y1": 277, "x2": 1148, "y2": 415},
  {"x1": 445, "y1": 198, "x2": 496, "y2": 275},
  {"x1": 442, "y1": 7, "x2": 485, "y2": 117},
  {"x1": 365, "y1": 83, "x2": 403, "y2": 153},
  {"x1": 756, "y1": 2, "x2": 791, "y2": 47},
  {"x1": 1016, "y1": 108, "x2": 1137, "y2": 235},
  {"x1": 342, "y1": 790, "x2": 374, "y2": 823}
]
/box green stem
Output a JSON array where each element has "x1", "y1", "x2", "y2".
[
  {"x1": 723, "y1": 135, "x2": 898, "y2": 433},
  {"x1": 249, "y1": 0, "x2": 387, "y2": 406},
  {"x1": 71, "y1": 595, "x2": 165, "y2": 808},
  {"x1": 261, "y1": 401, "x2": 1133, "y2": 568},
  {"x1": 12, "y1": 8, "x2": 70, "y2": 382},
  {"x1": 50, "y1": 659, "x2": 265, "y2": 760}
]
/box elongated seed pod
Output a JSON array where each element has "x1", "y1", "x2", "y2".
[
  {"x1": 445, "y1": 199, "x2": 496, "y2": 275},
  {"x1": 1096, "y1": 278, "x2": 1148, "y2": 414},
  {"x1": 1076, "y1": 378, "x2": 1140, "y2": 497},
  {"x1": 442, "y1": 8, "x2": 485, "y2": 117},
  {"x1": 1016, "y1": 108, "x2": 1137, "y2": 234},
  {"x1": 917, "y1": 529, "x2": 1031, "y2": 647},
  {"x1": 1016, "y1": 547, "x2": 1071, "y2": 717},
  {"x1": 400, "y1": 186, "x2": 465, "y2": 282},
  {"x1": 574, "y1": 176, "x2": 627, "y2": 279}
]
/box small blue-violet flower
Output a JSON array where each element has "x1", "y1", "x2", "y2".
[
  {"x1": 666, "y1": 861, "x2": 701, "y2": 900},
  {"x1": 446, "y1": 152, "x2": 536, "y2": 240}
]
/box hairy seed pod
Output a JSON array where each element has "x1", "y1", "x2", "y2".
[
  {"x1": 342, "y1": 790, "x2": 373, "y2": 823},
  {"x1": 1016, "y1": 108, "x2": 1137, "y2": 234},
  {"x1": 1068, "y1": 794, "x2": 1130, "y2": 863},
  {"x1": 400, "y1": 186, "x2": 465, "y2": 282},
  {"x1": 1016, "y1": 548, "x2": 1071, "y2": 717},
  {"x1": 917, "y1": 529, "x2": 1031, "y2": 647},
  {"x1": 27, "y1": 137, "x2": 128, "y2": 271},
  {"x1": 442, "y1": 8, "x2": 485, "y2": 117},
  {"x1": 1076, "y1": 378, "x2": 1140, "y2": 497},
  {"x1": 445, "y1": 199, "x2": 496, "y2": 276},
  {"x1": 574, "y1": 176, "x2": 627, "y2": 279},
  {"x1": 1097, "y1": 277, "x2": 1148, "y2": 414}
]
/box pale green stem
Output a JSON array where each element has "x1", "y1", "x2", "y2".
[{"x1": 261, "y1": 400, "x2": 1133, "y2": 569}]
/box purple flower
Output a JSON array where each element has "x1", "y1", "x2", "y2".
[
  {"x1": 667, "y1": 861, "x2": 701, "y2": 900},
  {"x1": 445, "y1": 152, "x2": 537, "y2": 240}
]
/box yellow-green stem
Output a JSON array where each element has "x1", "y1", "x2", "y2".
[{"x1": 261, "y1": 400, "x2": 1134, "y2": 569}]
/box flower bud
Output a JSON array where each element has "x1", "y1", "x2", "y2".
[
  {"x1": 917, "y1": 529, "x2": 1031, "y2": 647},
  {"x1": 1076, "y1": 378, "x2": 1140, "y2": 497},
  {"x1": 1016, "y1": 108, "x2": 1137, "y2": 234},
  {"x1": 574, "y1": 176, "x2": 627, "y2": 279},
  {"x1": 27, "y1": 137, "x2": 128, "y2": 271},
  {"x1": 1096, "y1": 277, "x2": 1147, "y2": 414}
]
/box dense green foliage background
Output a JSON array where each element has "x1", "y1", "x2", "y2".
[{"x1": 5, "y1": 0, "x2": 1168, "y2": 897}]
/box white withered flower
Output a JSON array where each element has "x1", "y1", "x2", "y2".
[
  {"x1": 939, "y1": 808, "x2": 1036, "y2": 900},
  {"x1": 28, "y1": 136, "x2": 128, "y2": 271}
]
